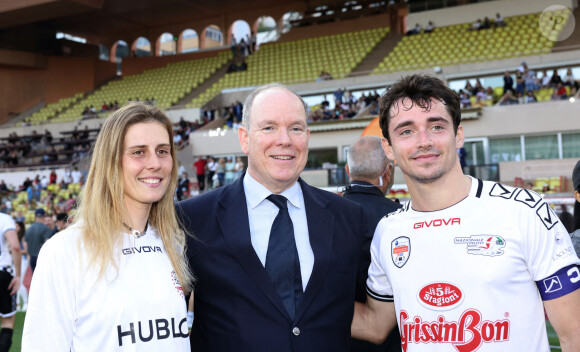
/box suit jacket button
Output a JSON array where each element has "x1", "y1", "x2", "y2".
[{"x1": 292, "y1": 327, "x2": 300, "y2": 336}]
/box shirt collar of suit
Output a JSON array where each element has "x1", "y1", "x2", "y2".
[{"x1": 243, "y1": 172, "x2": 304, "y2": 210}]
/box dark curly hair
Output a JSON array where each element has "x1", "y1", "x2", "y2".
[{"x1": 379, "y1": 74, "x2": 461, "y2": 144}]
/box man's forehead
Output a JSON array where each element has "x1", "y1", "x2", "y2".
[{"x1": 390, "y1": 97, "x2": 448, "y2": 118}]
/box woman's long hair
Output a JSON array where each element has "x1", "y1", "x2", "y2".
[{"x1": 71, "y1": 102, "x2": 192, "y2": 291}]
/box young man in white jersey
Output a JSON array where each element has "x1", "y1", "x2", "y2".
[
  {"x1": 351, "y1": 74, "x2": 580, "y2": 352},
  {"x1": 0, "y1": 213, "x2": 21, "y2": 352}
]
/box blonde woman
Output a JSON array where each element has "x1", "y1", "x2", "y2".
[{"x1": 22, "y1": 102, "x2": 193, "y2": 351}]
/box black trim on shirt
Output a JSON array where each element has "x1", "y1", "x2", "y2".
[
  {"x1": 475, "y1": 178, "x2": 483, "y2": 198},
  {"x1": 366, "y1": 286, "x2": 394, "y2": 302}
]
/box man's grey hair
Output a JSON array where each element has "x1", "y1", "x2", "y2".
[
  {"x1": 242, "y1": 82, "x2": 308, "y2": 129},
  {"x1": 347, "y1": 136, "x2": 390, "y2": 179}
]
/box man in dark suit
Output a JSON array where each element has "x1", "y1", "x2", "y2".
[
  {"x1": 178, "y1": 83, "x2": 367, "y2": 352},
  {"x1": 343, "y1": 136, "x2": 402, "y2": 352}
]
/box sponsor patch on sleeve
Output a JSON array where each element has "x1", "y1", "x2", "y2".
[{"x1": 536, "y1": 264, "x2": 580, "y2": 300}]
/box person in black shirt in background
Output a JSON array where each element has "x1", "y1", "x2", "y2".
[{"x1": 343, "y1": 136, "x2": 402, "y2": 352}]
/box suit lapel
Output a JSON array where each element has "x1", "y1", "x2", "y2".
[
  {"x1": 216, "y1": 176, "x2": 291, "y2": 320},
  {"x1": 295, "y1": 179, "x2": 334, "y2": 321}
]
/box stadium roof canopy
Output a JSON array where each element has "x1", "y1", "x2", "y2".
[{"x1": 0, "y1": 0, "x2": 360, "y2": 51}]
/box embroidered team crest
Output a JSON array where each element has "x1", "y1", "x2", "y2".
[{"x1": 392, "y1": 236, "x2": 411, "y2": 268}]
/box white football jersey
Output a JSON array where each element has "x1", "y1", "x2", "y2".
[
  {"x1": 367, "y1": 177, "x2": 580, "y2": 352},
  {"x1": 23, "y1": 224, "x2": 190, "y2": 352},
  {"x1": 0, "y1": 213, "x2": 16, "y2": 269}
]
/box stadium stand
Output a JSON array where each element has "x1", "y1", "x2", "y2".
[
  {"x1": 373, "y1": 11, "x2": 569, "y2": 74},
  {"x1": 187, "y1": 27, "x2": 389, "y2": 108},
  {"x1": 55, "y1": 51, "x2": 231, "y2": 120},
  {"x1": 22, "y1": 93, "x2": 84, "y2": 126}
]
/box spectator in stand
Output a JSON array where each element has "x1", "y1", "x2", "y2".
[
  {"x1": 176, "y1": 173, "x2": 189, "y2": 201},
  {"x1": 515, "y1": 70, "x2": 525, "y2": 95},
  {"x1": 551, "y1": 82, "x2": 568, "y2": 100},
  {"x1": 524, "y1": 64, "x2": 539, "y2": 92},
  {"x1": 424, "y1": 21, "x2": 434, "y2": 33},
  {"x1": 216, "y1": 157, "x2": 226, "y2": 187},
  {"x1": 234, "y1": 101, "x2": 243, "y2": 123},
  {"x1": 206, "y1": 157, "x2": 217, "y2": 190},
  {"x1": 474, "y1": 78, "x2": 483, "y2": 92},
  {"x1": 173, "y1": 130, "x2": 183, "y2": 150},
  {"x1": 497, "y1": 90, "x2": 519, "y2": 105},
  {"x1": 406, "y1": 23, "x2": 421, "y2": 35},
  {"x1": 525, "y1": 90, "x2": 538, "y2": 103},
  {"x1": 563, "y1": 68, "x2": 578, "y2": 92},
  {"x1": 472, "y1": 95, "x2": 487, "y2": 108},
  {"x1": 540, "y1": 70, "x2": 551, "y2": 88},
  {"x1": 503, "y1": 71, "x2": 514, "y2": 94},
  {"x1": 334, "y1": 87, "x2": 344, "y2": 104},
  {"x1": 49, "y1": 170, "x2": 57, "y2": 185},
  {"x1": 100, "y1": 102, "x2": 108, "y2": 113},
  {"x1": 495, "y1": 12, "x2": 505, "y2": 27},
  {"x1": 515, "y1": 91, "x2": 525, "y2": 104},
  {"x1": 458, "y1": 90, "x2": 471, "y2": 108},
  {"x1": 549, "y1": 69, "x2": 563, "y2": 87},
  {"x1": 241, "y1": 38, "x2": 250, "y2": 57},
  {"x1": 224, "y1": 105, "x2": 235, "y2": 128},
  {"x1": 470, "y1": 18, "x2": 481, "y2": 31},
  {"x1": 570, "y1": 160, "x2": 580, "y2": 255},
  {"x1": 485, "y1": 86, "x2": 495, "y2": 102},
  {"x1": 193, "y1": 156, "x2": 207, "y2": 192},
  {"x1": 40, "y1": 176, "x2": 49, "y2": 190},
  {"x1": 234, "y1": 156, "x2": 245, "y2": 180},
  {"x1": 480, "y1": 16, "x2": 491, "y2": 30},
  {"x1": 464, "y1": 81, "x2": 475, "y2": 96},
  {"x1": 225, "y1": 157, "x2": 236, "y2": 185},
  {"x1": 369, "y1": 100, "x2": 379, "y2": 115},
  {"x1": 71, "y1": 167, "x2": 82, "y2": 185}
]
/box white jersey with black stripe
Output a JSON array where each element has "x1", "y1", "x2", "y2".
[
  {"x1": 367, "y1": 176, "x2": 579, "y2": 352},
  {"x1": 0, "y1": 213, "x2": 16, "y2": 269}
]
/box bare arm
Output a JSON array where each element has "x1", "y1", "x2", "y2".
[
  {"x1": 5, "y1": 229, "x2": 21, "y2": 295},
  {"x1": 544, "y1": 289, "x2": 580, "y2": 352},
  {"x1": 351, "y1": 295, "x2": 397, "y2": 344}
]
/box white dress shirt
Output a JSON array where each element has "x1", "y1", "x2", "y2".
[{"x1": 243, "y1": 173, "x2": 314, "y2": 290}]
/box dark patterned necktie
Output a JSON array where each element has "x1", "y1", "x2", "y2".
[{"x1": 265, "y1": 194, "x2": 303, "y2": 320}]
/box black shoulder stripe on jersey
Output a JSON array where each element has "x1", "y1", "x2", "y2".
[
  {"x1": 475, "y1": 178, "x2": 483, "y2": 198},
  {"x1": 366, "y1": 286, "x2": 394, "y2": 302}
]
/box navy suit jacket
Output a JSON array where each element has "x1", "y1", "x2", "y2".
[
  {"x1": 177, "y1": 175, "x2": 367, "y2": 352},
  {"x1": 342, "y1": 181, "x2": 402, "y2": 352}
]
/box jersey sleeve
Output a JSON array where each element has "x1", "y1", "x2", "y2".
[
  {"x1": 0, "y1": 214, "x2": 15, "y2": 236},
  {"x1": 22, "y1": 232, "x2": 77, "y2": 351},
  {"x1": 522, "y1": 198, "x2": 580, "y2": 300},
  {"x1": 366, "y1": 218, "x2": 394, "y2": 302}
]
